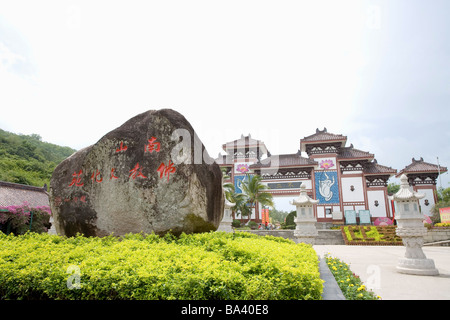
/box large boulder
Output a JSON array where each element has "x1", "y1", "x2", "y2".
[{"x1": 49, "y1": 109, "x2": 224, "y2": 237}]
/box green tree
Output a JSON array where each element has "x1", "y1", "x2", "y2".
[
  {"x1": 222, "y1": 173, "x2": 251, "y2": 219},
  {"x1": 240, "y1": 174, "x2": 274, "y2": 222},
  {"x1": 222, "y1": 173, "x2": 274, "y2": 222},
  {"x1": 269, "y1": 208, "x2": 290, "y2": 224},
  {"x1": 0, "y1": 128, "x2": 76, "y2": 188},
  {"x1": 387, "y1": 182, "x2": 400, "y2": 195}
]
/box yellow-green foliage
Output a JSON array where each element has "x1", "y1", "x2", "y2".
[
  {"x1": 325, "y1": 255, "x2": 380, "y2": 300},
  {"x1": 0, "y1": 231, "x2": 323, "y2": 300},
  {"x1": 343, "y1": 226, "x2": 402, "y2": 243},
  {"x1": 434, "y1": 223, "x2": 450, "y2": 228}
]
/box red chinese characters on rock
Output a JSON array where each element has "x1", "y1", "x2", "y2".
[
  {"x1": 67, "y1": 136, "x2": 177, "y2": 187},
  {"x1": 129, "y1": 163, "x2": 147, "y2": 179},
  {"x1": 145, "y1": 137, "x2": 161, "y2": 153},
  {"x1": 110, "y1": 168, "x2": 119, "y2": 180},
  {"x1": 90, "y1": 170, "x2": 103, "y2": 183},
  {"x1": 115, "y1": 141, "x2": 128, "y2": 153},
  {"x1": 157, "y1": 160, "x2": 176, "y2": 182},
  {"x1": 54, "y1": 195, "x2": 87, "y2": 206},
  {"x1": 69, "y1": 170, "x2": 84, "y2": 187}
]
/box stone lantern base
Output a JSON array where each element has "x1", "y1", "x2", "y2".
[
  {"x1": 397, "y1": 258, "x2": 439, "y2": 276},
  {"x1": 395, "y1": 229, "x2": 439, "y2": 276},
  {"x1": 217, "y1": 220, "x2": 233, "y2": 233},
  {"x1": 294, "y1": 224, "x2": 318, "y2": 245},
  {"x1": 294, "y1": 236, "x2": 316, "y2": 245}
]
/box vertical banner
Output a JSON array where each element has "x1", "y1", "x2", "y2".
[
  {"x1": 261, "y1": 208, "x2": 269, "y2": 225},
  {"x1": 439, "y1": 207, "x2": 450, "y2": 223}
]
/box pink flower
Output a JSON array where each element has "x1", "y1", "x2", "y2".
[
  {"x1": 236, "y1": 164, "x2": 249, "y2": 173},
  {"x1": 320, "y1": 159, "x2": 334, "y2": 169}
]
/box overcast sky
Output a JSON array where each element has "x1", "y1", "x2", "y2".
[{"x1": 1, "y1": 0, "x2": 449, "y2": 197}]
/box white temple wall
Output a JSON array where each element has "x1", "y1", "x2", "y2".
[
  {"x1": 416, "y1": 187, "x2": 435, "y2": 216},
  {"x1": 317, "y1": 206, "x2": 325, "y2": 218},
  {"x1": 341, "y1": 176, "x2": 365, "y2": 202},
  {"x1": 367, "y1": 189, "x2": 388, "y2": 218}
]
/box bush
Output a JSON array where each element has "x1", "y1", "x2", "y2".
[
  {"x1": 247, "y1": 220, "x2": 258, "y2": 229},
  {"x1": 434, "y1": 223, "x2": 450, "y2": 228},
  {"x1": 281, "y1": 210, "x2": 296, "y2": 229},
  {"x1": 0, "y1": 231, "x2": 323, "y2": 300},
  {"x1": 232, "y1": 219, "x2": 241, "y2": 228},
  {"x1": 0, "y1": 202, "x2": 51, "y2": 235}
]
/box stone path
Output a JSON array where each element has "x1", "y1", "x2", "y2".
[
  {"x1": 318, "y1": 256, "x2": 345, "y2": 300},
  {"x1": 314, "y1": 245, "x2": 450, "y2": 300}
]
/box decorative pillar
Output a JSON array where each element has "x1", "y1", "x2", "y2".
[
  {"x1": 290, "y1": 184, "x2": 319, "y2": 245},
  {"x1": 390, "y1": 174, "x2": 439, "y2": 276},
  {"x1": 217, "y1": 199, "x2": 235, "y2": 233}
]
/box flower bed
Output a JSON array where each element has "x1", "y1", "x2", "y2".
[
  {"x1": 0, "y1": 231, "x2": 323, "y2": 300},
  {"x1": 0, "y1": 203, "x2": 51, "y2": 235},
  {"x1": 324, "y1": 255, "x2": 380, "y2": 300},
  {"x1": 341, "y1": 226, "x2": 403, "y2": 246}
]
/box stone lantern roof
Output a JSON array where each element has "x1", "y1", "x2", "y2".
[
  {"x1": 290, "y1": 184, "x2": 319, "y2": 206},
  {"x1": 390, "y1": 174, "x2": 425, "y2": 201}
]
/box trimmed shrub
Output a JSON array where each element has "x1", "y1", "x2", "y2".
[
  {"x1": 232, "y1": 219, "x2": 241, "y2": 228},
  {"x1": 0, "y1": 231, "x2": 323, "y2": 300}
]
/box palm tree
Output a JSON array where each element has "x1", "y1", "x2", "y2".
[
  {"x1": 222, "y1": 173, "x2": 251, "y2": 219},
  {"x1": 240, "y1": 173, "x2": 274, "y2": 222}
]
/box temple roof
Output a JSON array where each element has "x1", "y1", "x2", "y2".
[
  {"x1": 338, "y1": 144, "x2": 374, "y2": 160},
  {"x1": 364, "y1": 159, "x2": 397, "y2": 176},
  {"x1": 250, "y1": 152, "x2": 317, "y2": 169},
  {"x1": 300, "y1": 128, "x2": 347, "y2": 152},
  {"x1": 396, "y1": 157, "x2": 448, "y2": 177},
  {"x1": 222, "y1": 134, "x2": 268, "y2": 154},
  {"x1": 0, "y1": 181, "x2": 49, "y2": 208},
  {"x1": 215, "y1": 153, "x2": 234, "y2": 165}
]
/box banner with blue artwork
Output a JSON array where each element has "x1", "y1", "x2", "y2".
[
  {"x1": 315, "y1": 171, "x2": 340, "y2": 204},
  {"x1": 234, "y1": 175, "x2": 249, "y2": 194}
]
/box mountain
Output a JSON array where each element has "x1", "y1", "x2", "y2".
[{"x1": 0, "y1": 129, "x2": 76, "y2": 189}]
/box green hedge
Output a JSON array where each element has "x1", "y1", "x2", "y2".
[{"x1": 0, "y1": 231, "x2": 323, "y2": 300}]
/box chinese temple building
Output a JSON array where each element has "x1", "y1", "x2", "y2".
[
  {"x1": 396, "y1": 157, "x2": 447, "y2": 217},
  {"x1": 216, "y1": 128, "x2": 400, "y2": 223}
]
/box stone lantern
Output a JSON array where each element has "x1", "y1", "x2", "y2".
[
  {"x1": 290, "y1": 184, "x2": 319, "y2": 245},
  {"x1": 390, "y1": 174, "x2": 439, "y2": 276},
  {"x1": 217, "y1": 199, "x2": 235, "y2": 233}
]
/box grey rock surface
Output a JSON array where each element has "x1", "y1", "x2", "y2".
[{"x1": 50, "y1": 109, "x2": 224, "y2": 237}]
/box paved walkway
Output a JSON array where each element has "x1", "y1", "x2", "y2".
[{"x1": 314, "y1": 245, "x2": 450, "y2": 300}]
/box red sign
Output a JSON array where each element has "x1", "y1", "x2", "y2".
[{"x1": 439, "y1": 207, "x2": 450, "y2": 224}]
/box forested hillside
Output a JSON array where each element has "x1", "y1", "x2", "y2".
[{"x1": 0, "y1": 129, "x2": 76, "y2": 189}]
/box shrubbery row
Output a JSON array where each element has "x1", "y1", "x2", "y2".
[{"x1": 0, "y1": 231, "x2": 323, "y2": 300}]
